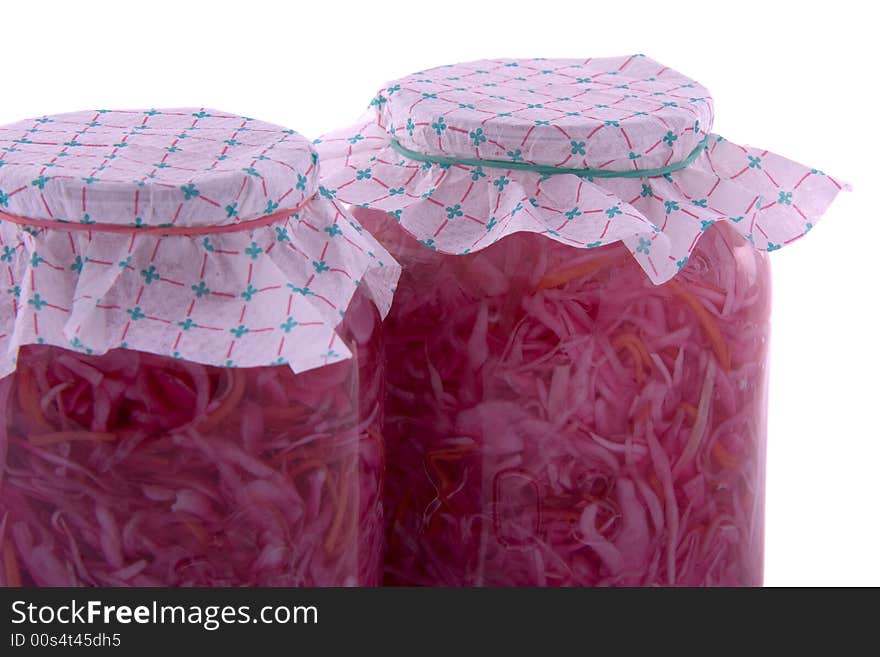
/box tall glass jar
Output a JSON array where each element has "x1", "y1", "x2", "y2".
[
  {"x1": 316, "y1": 56, "x2": 847, "y2": 586},
  {"x1": 358, "y1": 208, "x2": 769, "y2": 585},
  {"x1": 0, "y1": 109, "x2": 399, "y2": 586}
]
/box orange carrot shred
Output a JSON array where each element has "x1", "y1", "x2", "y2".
[
  {"x1": 324, "y1": 474, "x2": 350, "y2": 554},
  {"x1": 16, "y1": 369, "x2": 53, "y2": 432},
  {"x1": 711, "y1": 441, "x2": 740, "y2": 469},
  {"x1": 29, "y1": 431, "x2": 117, "y2": 446},
  {"x1": 426, "y1": 445, "x2": 476, "y2": 506},
  {"x1": 680, "y1": 402, "x2": 699, "y2": 421},
  {"x1": 666, "y1": 280, "x2": 732, "y2": 370},
  {"x1": 534, "y1": 249, "x2": 629, "y2": 291}
]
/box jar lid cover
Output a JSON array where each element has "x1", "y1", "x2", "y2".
[
  {"x1": 380, "y1": 56, "x2": 712, "y2": 173},
  {"x1": 0, "y1": 109, "x2": 399, "y2": 376},
  {"x1": 317, "y1": 56, "x2": 848, "y2": 285},
  {"x1": 0, "y1": 109, "x2": 314, "y2": 228}
]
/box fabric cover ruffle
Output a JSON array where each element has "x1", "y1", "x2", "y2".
[
  {"x1": 0, "y1": 109, "x2": 399, "y2": 376},
  {"x1": 315, "y1": 57, "x2": 847, "y2": 285}
]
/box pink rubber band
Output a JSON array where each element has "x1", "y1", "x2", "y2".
[{"x1": 0, "y1": 193, "x2": 316, "y2": 236}]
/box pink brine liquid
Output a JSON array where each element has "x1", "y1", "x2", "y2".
[
  {"x1": 0, "y1": 289, "x2": 384, "y2": 587},
  {"x1": 357, "y1": 207, "x2": 771, "y2": 587}
]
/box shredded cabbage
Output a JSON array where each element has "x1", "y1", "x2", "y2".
[
  {"x1": 0, "y1": 289, "x2": 384, "y2": 586},
  {"x1": 356, "y1": 208, "x2": 771, "y2": 587}
]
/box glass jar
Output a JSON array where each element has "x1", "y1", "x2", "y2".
[
  {"x1": 0, "y1": 109, "x2": 399, "y2": 586},
  {"x1": 357, "y1": 207, "x2": 769, "y2": 586},
  {"x1": 1, "y1": 287, "x2": 383, "y2": 586},
  {"x1": 316, "y1": 56, "x2": 847, "y2": 586}
]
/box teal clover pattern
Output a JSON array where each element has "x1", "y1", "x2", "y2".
[
  {"x1": 314, "y1": 56, "x2": 847, "y2": 286},
  {"x1": 0, "y1": 108, "x2": 401, "y2": 377}
]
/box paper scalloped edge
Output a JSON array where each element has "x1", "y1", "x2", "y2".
[
  {"x1": 0, "y1": 194, "x2": 400, "y2": 377},
  {"x1": 315, "y1": 112, "x2": 849, "y2": 285}
]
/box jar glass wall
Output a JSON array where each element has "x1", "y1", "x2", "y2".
[
  {"x1": 0, "y1": 288, "x2": 384, "y2": 587},
  {"x1": 358, "y1": 207, "x2": 771, "y2": 587}
]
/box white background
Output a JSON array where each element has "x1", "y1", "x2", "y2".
[{"x1": 3, "y1": 0, "x2": 876, "y2": 586}]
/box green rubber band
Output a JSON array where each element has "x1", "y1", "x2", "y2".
[{"x1": 389, "y1": 134, "x2": 710, "y2": 179}]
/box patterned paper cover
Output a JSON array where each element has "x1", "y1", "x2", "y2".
[
  {"x1": 0, "y1": 109, "x2": 400, "y2": 376},
  {"x1": 316, "y1": 56, "x2": 848, "y2": 283}
]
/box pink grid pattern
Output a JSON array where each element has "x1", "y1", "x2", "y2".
[
  {"x1": 0, "y1": 109, "x2": 399, "y2": 376},
  {"x1": 376, "y1": 56, "x2": 712, "y2": 172},
  {"x1": 316, "y1": 57, "x2": 848, "y2": 284}
]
